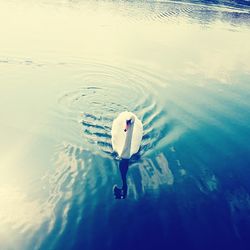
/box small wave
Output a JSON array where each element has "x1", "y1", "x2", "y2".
[
  {"x1": 0, "y1": 56, "x2": 45, "y2": 67},
  {"x1": 35, "y1": 142, "x2": 108, "y2": 250},
  {"x1": 130, "y1": 1, "x2": 250, "y2": 26},
  {"x1": 56, "y1": 61, "x2": 175, "y2": 158}
]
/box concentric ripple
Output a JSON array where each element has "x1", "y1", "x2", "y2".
[{"x1": 57, "y1": 62, "x2": 169, "y2": 158}]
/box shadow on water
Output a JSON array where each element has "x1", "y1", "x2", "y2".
[{"x1": 113, "y1": 159, "x2": 129, "y2": 199}]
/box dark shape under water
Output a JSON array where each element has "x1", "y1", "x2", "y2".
[{"x1": 113, "y1": 159, "x2": 129, "y2": 199}]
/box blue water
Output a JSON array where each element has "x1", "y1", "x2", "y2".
[{"x1": 0, "y1": 1, "x2": 250, "y2": 250}]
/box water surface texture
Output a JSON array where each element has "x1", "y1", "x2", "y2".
[{"x1": 0, "y1": 1, "x2": 250, "y2": 250}]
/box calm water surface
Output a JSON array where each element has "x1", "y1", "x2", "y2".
[{"x1": 0, "y1": 1, "x2": 250, "y2": 250}]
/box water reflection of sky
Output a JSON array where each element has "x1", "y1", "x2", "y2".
[{"x1": 0, "y1": 1, "x2": 250, "y2": 250}]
